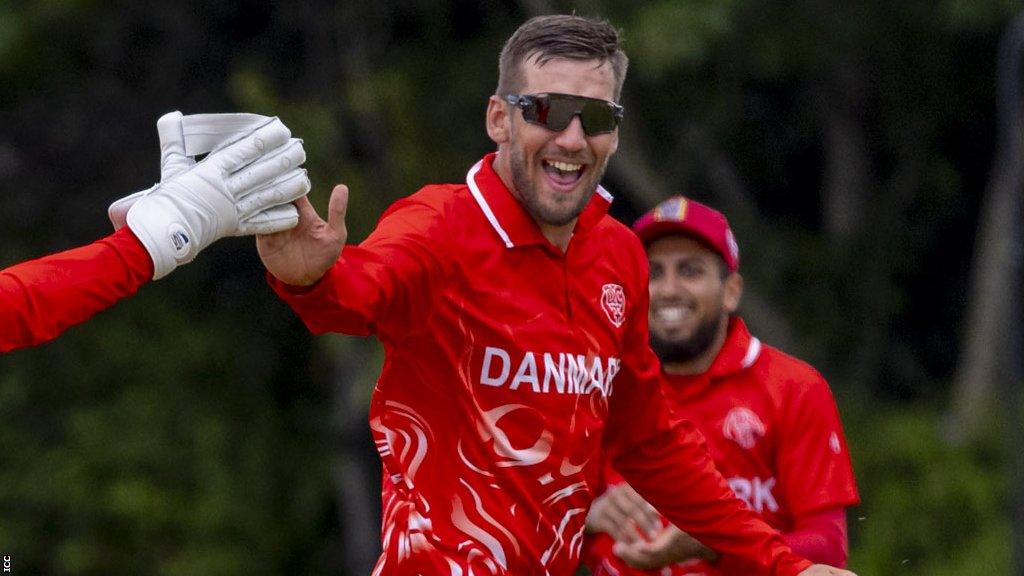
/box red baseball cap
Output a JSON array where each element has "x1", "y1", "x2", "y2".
[{"x1": 632, "y1": 196, "x2": 740, "y2": 272}]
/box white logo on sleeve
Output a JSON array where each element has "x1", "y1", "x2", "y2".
[
  {"x1": 722, "y1": 407, "x2": 766, "y2": 449},
  {"x1": 600, "y1": 284, "x2": 626, "y2": 327}
]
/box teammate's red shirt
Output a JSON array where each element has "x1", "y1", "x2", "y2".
[
  {"x1": 584, "y1": 318, "x2": 860, "y2": 576},
  {"x1": 1, "y1": 227, "x2": 153, "y2": 352},
  {"x1": 270, "y1": 154, "x2": 812, "y2": 576}
]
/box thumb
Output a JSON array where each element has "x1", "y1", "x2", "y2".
[
  {"x1": 156, "y1": 111, "x2": 193, "y2": 180},
  {"x1": 325, "y1": 184, "x2": 349, "y2": 237}
]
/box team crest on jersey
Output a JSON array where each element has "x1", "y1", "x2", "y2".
[
  {"x1": 600, "y1": 284, "x2": 626, "y2": 327},
  {"x1": 723, "y1": 407, "x2": 766, "y2": 450}
]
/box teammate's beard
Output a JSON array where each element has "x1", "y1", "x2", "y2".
[{"x1": 650, "y1": 312, "x2": 723, "y2": 365}]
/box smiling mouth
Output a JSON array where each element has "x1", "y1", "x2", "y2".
[
  {"x1": 652, "y1": 305, "x2": 694, "y2": 325},
  {"x1": 543, "y1": 159, "x2": 584, "y2": 188}
]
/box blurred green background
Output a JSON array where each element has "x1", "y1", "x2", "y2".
[{"x1": 1, "y1": 1, "x2": 1021, "y2": 574}]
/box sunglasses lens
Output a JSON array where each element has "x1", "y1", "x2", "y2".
[
  {"x1": 540, "y1": 96, "x2": 577, "y2": 132},
  {"x1": 523, "y1": 97, "x2": 547, "y2": 126},
  {"x1": 516, "y1": 94, "x2": 621, "y2": 135},
  {"x1": 579, "y1": 98, "x2": 616, "y2": 134}
]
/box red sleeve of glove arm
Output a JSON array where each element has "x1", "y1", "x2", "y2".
[
  {"x1": 604, "y1": 245, "x2": 811, "y2": 576},
  {"x1": 783, "y1": 508, "x2": 849, "y2": 567},
  {"x1": 0, "y1": 227, "x2": 153, "y2": 352}
]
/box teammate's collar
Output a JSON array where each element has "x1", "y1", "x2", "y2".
[
  {"x1": 706, "y1": 317, "x2": 761, "y2": 379},
  {"x1": 466, "y1": 153, "x2": 612, "y2": 249}
]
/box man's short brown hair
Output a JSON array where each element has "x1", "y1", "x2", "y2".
[{"x1": 496, "y1": 14, "x2": 628, "y2": 100}]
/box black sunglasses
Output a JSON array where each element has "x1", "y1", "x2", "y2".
[{"x1": 504, "y1": 92, "x2": 624, "y2": 136}]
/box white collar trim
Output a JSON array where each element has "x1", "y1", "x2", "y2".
[
  {"x1": 741, "y1": 337, "x2": 762, "y2": 369},
  {"x1": 465, "y1": 159, "x2": 614, "y2": 249},
  {"x1": 466, "y1": 159, "x2": 514, "y2": 248}
]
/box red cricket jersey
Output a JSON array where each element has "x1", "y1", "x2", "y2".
[
  {"x1": 270, "y1": 154, "x2": 812, "y2": 576},
  {"x1": 0, "y1": 227, "x2": 152, "y2": 352},
  {"x1": 584, "y1": 318, "x2": 860, "y2": 576}
]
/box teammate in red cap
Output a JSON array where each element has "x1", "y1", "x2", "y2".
[
  {"x1": 1, "y1": 112, "x2": 310, "y2": 353},
  {"x1": 258, "y1": 14, "x2": 855, "y2": 576},
  {"x1": 582, "y1": 196, "x2": 860, "y2": 575}
]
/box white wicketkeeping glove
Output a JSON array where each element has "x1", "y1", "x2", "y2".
[
  {"x1": 109, "y1": 111, "x2": 303, "y2": 232},
  {"x1": 114, "y1": 114, "x2": 310, "y2": 279}
]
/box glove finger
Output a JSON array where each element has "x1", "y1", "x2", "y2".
[
  {"x1": 236, "y1": 169, "x2": 311, "y2": 219},
  {"x1": 157, "y1": 111, "x2": 195, "y2": 180},
  {"x1": 108, "y1": 187, "x2": 155, "y2": 231},
  {"x1": 209, "y1": 118, "x2": 291, "y2": 174},
  {"x1": 236, "y1": 204, "x2": 300, "y2": 235},
  {"x1": 226, "y1": 139, "x2": 306, "y2": 198}
]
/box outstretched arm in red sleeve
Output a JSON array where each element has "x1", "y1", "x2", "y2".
[
  {"x1": 0, "y1": 227, "x2": 152, "y2": 352},
  {"x1": 264, "y1": 187, "x2": 452, "y2": 342}
]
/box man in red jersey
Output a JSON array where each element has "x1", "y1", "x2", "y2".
[
  {"x1": 258, "y1": 14, "x2": 855, "y2": 576},
  {"x1": 583, "y1": 196, "x2": 860, "y2": 575},
  {"x1": 1, "y1": 112, "x2": 310, "y2": 352}
]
